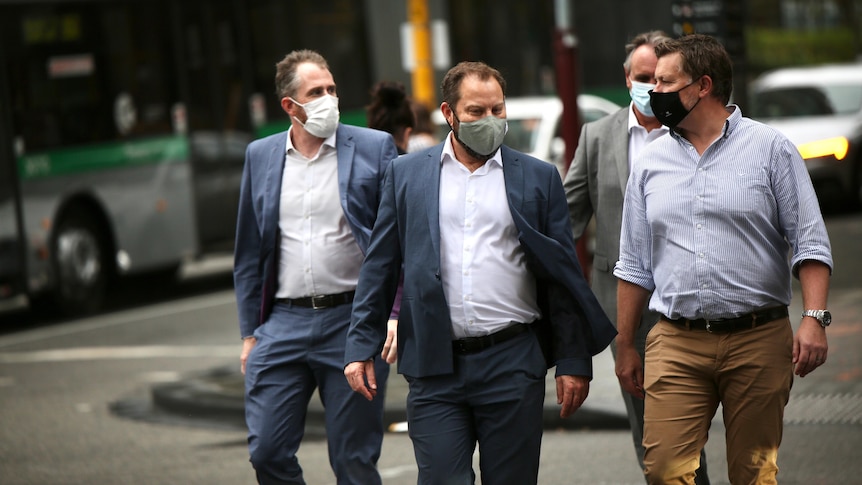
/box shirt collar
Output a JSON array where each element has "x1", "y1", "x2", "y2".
[
  {"x1": 285, "y1": 125, "x2": 338, "y2": 154},
  {"x1": 440, "y1": 131, "x2": 504, "y2": 169},
  {"x1": 667, "y1": 104, "x2": 740, "y2": 142}
]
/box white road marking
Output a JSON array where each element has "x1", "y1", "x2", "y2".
[
  {"x1": 0, "y1": 345, "x2": 237, "y2": 363},
  {"x1": 0, "y1": 291, "x2": 236, "y2": 348}
]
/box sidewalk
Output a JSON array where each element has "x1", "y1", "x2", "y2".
[
  {"x1": 150, "y1": 281, "x2": 862, "y2": 433},
  {"x1": 150, "y1": 345, "x2": 631, "y2": 432}
]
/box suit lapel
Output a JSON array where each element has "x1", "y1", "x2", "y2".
[
  {"x1": 424, "y1": 150, "x2": 442, "y2": 259},
  {"x1": 335, "y1": 125, "x2": 354, "y2": 211},
  {"x1": 501, "y1": 146, "x2": 524, "y2": 214},
  {"x1": 612, "y1": 109, "x2": 631, "y2": 192},
  {"x1": 262, "y1": 132, "x2": 287, "y2": 252}
]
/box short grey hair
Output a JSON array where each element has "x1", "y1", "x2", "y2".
[{"x1": 623, "y1": 30, "x2": 671, "y2": 71}]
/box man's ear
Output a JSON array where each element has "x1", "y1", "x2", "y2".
[
  {"x1": 698, "y1": 75, "x2": 713, "y2": 97},
  {"x1": 280, "y1": 97, "x2": 294, "y2": 115},
  {"x1": 441, "y1": 102, "x2": 454, "y2": 127}
]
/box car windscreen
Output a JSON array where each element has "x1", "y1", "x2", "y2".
[{"x1": 750, "y1": 84, "x2": 862, "y2": 118}]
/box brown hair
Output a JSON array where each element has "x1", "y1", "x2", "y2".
[
  {"x1": 440, "y1": 61, "x2": 506, "y2": 112},
  {"x1": 654, "y1": 34, "x2": 733, "y2": 105},
  {"x1": 274, "y1": 50, "x2": 329, "y2": 99}
]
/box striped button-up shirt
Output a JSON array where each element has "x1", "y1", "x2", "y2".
[{"x1": 614, "y1": 105, "x2": 832, "y2": 320}]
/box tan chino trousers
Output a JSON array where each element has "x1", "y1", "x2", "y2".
[{"x1": 642, "y1": 317, "x2": 794, "y2": 485}]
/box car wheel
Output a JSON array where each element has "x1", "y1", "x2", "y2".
[{"x1": 50, "y1": 209, "x2": 110, "y2": 315}]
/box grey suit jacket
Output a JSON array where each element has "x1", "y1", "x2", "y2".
[
  {"x1": 346, "y1": 143, "x2": 616, "y2": 379},
  {"x1": 564, "y1": 107, "x2": 660, "y2": 327}
]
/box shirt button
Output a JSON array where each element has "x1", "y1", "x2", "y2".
[
  {"x1": 699, "y1": 252, "x2": 704, "y2": 258},
  {"x1": 697, "y1": 224, "x2": 703, "y2": 229}
]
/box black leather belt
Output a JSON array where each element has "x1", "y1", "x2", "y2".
[
  {"x1": 662, "y1": 306, "x2": 788, "y2": 333},
  {"x1": 452, "y1": 324, "x2": 529, "y2": 354},
  {"x1": 275, "y1": 291, "x2": 355, "y2": 310}
]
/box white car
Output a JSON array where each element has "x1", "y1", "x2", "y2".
[
  {"x1": 433, "y1": 95, "x2": 621, "y2": 176},
  {"x1": 749, "y1": 63, "x2": 862, "y2": 208}
]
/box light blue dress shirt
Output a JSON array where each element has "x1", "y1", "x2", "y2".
[{"x1": 614, "y1": 105, "x2": 833, "y2": 320}]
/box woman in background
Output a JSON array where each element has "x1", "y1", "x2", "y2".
[{"x1": 366, "y1": 81, "x2": 414, "y2": 155}]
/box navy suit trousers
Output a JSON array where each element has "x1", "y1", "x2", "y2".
[
  {"x1": 405, "y1": 329, "x2": 547, "y2": 485},
  {"x1": 244, "y1": 303, "x2": 389, "y2": 485}
]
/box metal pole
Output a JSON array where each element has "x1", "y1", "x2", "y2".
[{"x1": 552, "y1": 0, "x2": 590, "y2": 275}]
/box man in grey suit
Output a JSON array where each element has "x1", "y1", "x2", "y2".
[
  {"x1": 563, "y1": 31, "x2": 709, "y2": 484},
  {"x1": 233, "y1": 49, "x2": 398, "y2": 485},
  {"x1": 344, "y1": 61, "x2": 616, "y2": 485}
]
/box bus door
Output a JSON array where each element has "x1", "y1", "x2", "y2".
[{"x1": 173, "y1": 0, "x2": 253, "y2": 253}]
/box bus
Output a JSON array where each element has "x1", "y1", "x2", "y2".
[{"x1": 0, "y1": 0, "x2": 380, "y2": 315}]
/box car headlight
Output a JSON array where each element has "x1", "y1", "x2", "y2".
[{"x1": 797, "y1": 137, "x2": 849, "y2": 161}]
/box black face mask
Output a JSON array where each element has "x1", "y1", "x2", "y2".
[{"x1": 648, "y1": 78, "x2": 701, "y2": 128}]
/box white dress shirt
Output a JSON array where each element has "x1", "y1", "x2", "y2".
[
  {"x1": 439, "y1": 133, "x2": 540, "y2": 338},
  {"x1": 275, "y1": 128, "x2": 363, "y2": 299}
]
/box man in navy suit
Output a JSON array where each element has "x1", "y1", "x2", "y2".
[
  {"x1": 233, "y1": 49, "x2": 398, "y2": 485},
  {"x1": 344, "y1": 61, "x2": 617, "y2": 484}
]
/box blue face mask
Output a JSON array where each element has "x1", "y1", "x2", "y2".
[{"x1": 629, "y1": 80, "x2": 656, "y2": 117}]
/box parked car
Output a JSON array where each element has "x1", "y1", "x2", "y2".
[
  {"x1": 433, "y1": 95, "x2": 621, "y2": 176},
  {"x1": 748, "y1": 63, "x2": 862, "y2": 208}
]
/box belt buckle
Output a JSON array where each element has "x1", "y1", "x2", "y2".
[
  {"x1": 705, "y1": 320, "x2": 714, "y2": 333},
  {"x1": 311, "y1": 295, "x2": 328, "y2": 309}
]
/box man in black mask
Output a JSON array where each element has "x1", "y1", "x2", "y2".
[{"x1": 614, "y1": 34, "x2": 833, "y2": 485}]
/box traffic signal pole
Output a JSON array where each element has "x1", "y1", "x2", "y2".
[
  {"x1": 552, "y1": 0, "x2": 590, "y2": 275},
  {"x1": 407, "y1": 0, "x2": 435, "y2": 108},
  {"x1": 552, "y1": 0, "x2": 581, "y2": 173}
]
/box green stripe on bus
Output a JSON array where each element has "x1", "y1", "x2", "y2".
[{"x1": 17, "y1": 135, "x2": 190, "y2": 180}]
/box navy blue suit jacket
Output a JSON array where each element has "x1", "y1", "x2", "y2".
[
  {"x1": 345, "y1": 143, "x2": 616, "y2": 378},
  {"x1": 233, "y1": 124, "x2": 398, "y2": 338}
]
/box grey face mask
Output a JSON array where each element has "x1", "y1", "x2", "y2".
[{"x1": 453, "y1": 114, "x2": 508, "y2": 157}]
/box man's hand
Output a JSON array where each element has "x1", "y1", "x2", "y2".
[
  {"x1": 344, "y1": 360, "x2": 378, "y2": 401},
  {"x1": 556, "y1": 375, "x2": 589, "y2": 418},
  {"x1": 381, "y1": 319, "x2": 398, "y2": 364},
  {"x1": 615, "y1": 342, "x2": 645, "y2": 399},
  {"x1": 240, "y1": 337, "x2": 257, "y2": 375},
  {"x1": 793, "y1": 318, "x2": 828, "y2": 378}
]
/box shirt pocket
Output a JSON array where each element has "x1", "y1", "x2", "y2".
[{"x1": 717, "y1": 171, "x2": 771, "y2": 215}]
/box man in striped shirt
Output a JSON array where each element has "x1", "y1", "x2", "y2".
[{"x1": 613, "y1": 34, "x2": 832, "y2": 485}]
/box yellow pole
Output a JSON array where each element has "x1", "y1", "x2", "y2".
[{"x1": 408, "y1": 0, "x2": 435, "y2": 107}]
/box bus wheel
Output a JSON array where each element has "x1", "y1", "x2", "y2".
[{"x1": 51, "y1": 211, "x2": 109, "y2": 315}]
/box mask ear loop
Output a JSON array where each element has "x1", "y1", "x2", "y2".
[{"x1": 288, "y1": 97, "x2": 307, "y2": 128}]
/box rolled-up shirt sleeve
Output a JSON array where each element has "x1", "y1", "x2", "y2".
[{"x1": 613, "y1": 162, "x2": 656, "y2": 292}]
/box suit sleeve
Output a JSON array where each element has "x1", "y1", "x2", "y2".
[
  {"x1": 564, "y1": 122, "x2": 593, "y2": 242},
  {"x1": 545, "y1": 169, "x2": 600, "y2": 376},
  {"x1": 345, "y1": 162, "x2": 404, "y2": 365},
  {"x1": 233, "y1": 143, "x2": 263, "y2": 338}
]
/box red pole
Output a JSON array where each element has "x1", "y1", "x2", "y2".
[{"x1": 552, "y1": 1, "x2": 590, "y2": 278}]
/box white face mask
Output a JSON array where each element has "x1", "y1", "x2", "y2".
[
  {"x1": 629, "y1": 80, "x2": 656, "y2": 117},
  {"x1": 291, "y1": 94, "x2": 339, "y2": 138}
]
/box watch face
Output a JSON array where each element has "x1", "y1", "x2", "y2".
[{"x1": 822, "y1": 311, "x2": 832, "y2": 326}]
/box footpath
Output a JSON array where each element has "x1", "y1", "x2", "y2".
[{"x1": 149, "y1": 285, "x2": 862, "y2": 433}]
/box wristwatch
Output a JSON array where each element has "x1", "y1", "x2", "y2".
[{"x1": 802, "y1": 309, "x2": 832, "y2": 328}]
